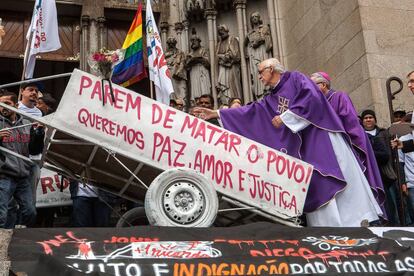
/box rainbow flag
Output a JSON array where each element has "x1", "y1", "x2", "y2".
[{"x1": 112, "y1": 3, "x2": 147, "y2": 87}]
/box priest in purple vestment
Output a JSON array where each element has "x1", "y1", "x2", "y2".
[
  {"x1": 310, "y1": 72, "x2": 386, "y2": 216},
  {"x1": 193, "y1": 58, "x2": 382, "y2": 227}
]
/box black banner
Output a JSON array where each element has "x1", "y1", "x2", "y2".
[{"x1": 9, "y1": 223, "x2": 414, "y2": 275}]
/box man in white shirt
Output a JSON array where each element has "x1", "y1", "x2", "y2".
[
  {"x1": 18, "y1": 82, "x2": 43, "y2": 184},
  {"x1": 18, "y1": 82, "x2": 42, "y2": 118}
]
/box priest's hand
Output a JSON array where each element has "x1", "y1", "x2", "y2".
[
  {"x1": 391, "y1": 138, "x2": 403, "y2": 149},
  {"x1": 272, "y1": 115, "x2": 284, "y2": 128},
  {"x1": 192, "y1": 107, "x2": 218, "y2": 120}
]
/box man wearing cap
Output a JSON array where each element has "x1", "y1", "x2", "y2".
[
  {"x1": 193, "y1": 58, "x2": 383, "y2": 227},
  {"x1": 310, "y1": 72, "x2": 386, "y2": 220},
  {"x1": 361, "y1": 109, "x2": 401, "y2": 225},
  {"x1": 19, "y1": 83, "x2": 42, "y2": 118}
]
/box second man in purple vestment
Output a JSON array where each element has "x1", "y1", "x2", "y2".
[{"x1": 310, "y1": 72, "x2": 386, "y2": 218}]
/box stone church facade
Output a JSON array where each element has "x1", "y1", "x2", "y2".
[{"x1": 0, "y1": 0, "x2": 413, "y2": 125}]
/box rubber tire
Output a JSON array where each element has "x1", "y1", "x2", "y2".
[
  {"x1": 145, "y1": 168, "x2": 218, "y2": 227},
  {"x1": 116, "y1": 207, "x2": 148, "y2": 227}
]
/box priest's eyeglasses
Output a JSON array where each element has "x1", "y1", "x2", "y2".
[{"x1": 258, "y1": 66, "x2": 272, "y2": 75}]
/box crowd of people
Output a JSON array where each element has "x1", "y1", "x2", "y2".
[
  {"x1": 0, "y1": 83, "x2": 45, "y2": 228},
  {"x1": 0, "y1": 59, "x2": 413, "y2": 228},
  {"x1": 0, "y1": 83, "x2": 114, "y2": 228}
]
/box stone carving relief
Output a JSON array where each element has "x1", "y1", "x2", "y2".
[
  {"x1": 216, "y1": 24, "x2": 242, "y2": 105},
  {"x1": 186, "y1": 33, "x2": 211, "y2": 104},
  {"x1": 165, "y1": 37, "x2": 188, "y2": 100},
  {"x1": 245, "y1": 11, "x2": 272, "y2": 99}
]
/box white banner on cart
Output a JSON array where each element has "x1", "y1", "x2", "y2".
[
  {"x1": 36, "y1": 168, "x2": 71, "y2": 208},
  {"x1": 48, "y1": 69, "x2": 313, "y2": 219}
]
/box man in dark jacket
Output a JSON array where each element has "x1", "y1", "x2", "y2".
[
  {"x1": 0, "y1": 90, "x2": 44, "y2": 228},
  {"x1": 361, "y1": 109, "x2": 401, "y2": 225}
]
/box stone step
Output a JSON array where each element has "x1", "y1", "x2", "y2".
[{"x1": 0, "y1": 229, "x2": 13, "y2": 276}]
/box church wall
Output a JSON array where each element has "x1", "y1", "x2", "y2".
[
  {"x1": 358, "y1": 0, "x2": 414, "y2": 125},
  {"x1": 277, "y1": 0, "x2": 368, "y2": 111}
]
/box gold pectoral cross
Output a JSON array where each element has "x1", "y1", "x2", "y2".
[{"x1": 277, "y1": 96, "x2": 289, "y2": 114}]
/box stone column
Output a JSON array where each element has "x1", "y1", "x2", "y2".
[
  {"x1": 234, "y1": 0, "x2": 251, "y2": 104},
  {"x1": 213, "y1": 18, "x2": 217, "y2": 48},
  {"x1": 267, "y1": 0, "x2": 279, "y2": 59},
  {"x1": 97, "y1": 16, "x2": 106, "y2": 50},
  {"x1": 89, "y1": 18, "x2": 99, "y2": 53},
  {"x1": 80, "y1": 15, "x2": 90, "y2": 71},
  {"x1": 274, "y1": 0, "x2": 285, "y2": 65},
  {"x1": 242, "y1": 5, "x2": 248, "y2": 35},
  {"x1": 205, "y1": 8, "x2": 218, "y2": 108},
  {"x1": 174, "y1": 22, "x2": 184, "y2": 50},
  {"x1": 159, "y1": 21, "x2": 169, "y2": 50},
  {"x1": 81, "y1": 0, "x2": 104, "y2": 72},
  {"x1": 182, "y1": 19, "x2": 189, "y2": 53}
]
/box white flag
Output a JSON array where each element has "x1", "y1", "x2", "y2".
[
  {"x1": 25, "y1": 0, "x2": 61, "y2": 79},
  {"x1": 145, "y1": 0, "x2": 174, "y2": 105}
]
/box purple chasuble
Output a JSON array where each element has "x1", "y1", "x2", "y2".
[
  {"x1": 220, "y1": 71, "x2": 348, "y2": 212},
  {"x1": 326, "y1": 90, "x2": 386, "y2": 207}
]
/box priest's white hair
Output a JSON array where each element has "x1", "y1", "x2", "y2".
[{"x1": 261, "y1": 58, "x2": 285, "y2": 73}]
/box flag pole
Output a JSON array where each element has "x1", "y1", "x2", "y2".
[
  {"x1": 146, "y1": 0, "x2": 174, "y2": 105},
  {"x1": 19, "y1": 30, "x2": 33, "y2": 100},
  {"x1": 150, "y1": 80, "x2": 154, "y2": 100},
  {"x1": 21, "y1": 31, "x2": 33, "y2": 81},
  {"x1": 19, "y1": 0, "x2": 61, "y2": 97},
  {"x1": 20, "y1": 0, "x2": 37, "y2": 99},
  {"x1": 21, "y1": 0, "x2": 37, "y2": 83}
]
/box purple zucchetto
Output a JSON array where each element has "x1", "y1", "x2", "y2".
[{"x1": 311, "y1": 71, "x2": 331, "y2": 87}]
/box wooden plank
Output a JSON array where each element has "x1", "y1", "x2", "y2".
[
  {"x1": 0, "y1": 17, "x2": 24, "y2": 54},
  {"x1": 0, "y1": 11, "x2": 80, "y2": 62}
]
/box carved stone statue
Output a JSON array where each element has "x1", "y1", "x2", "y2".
[
  {"x1": 186, "y1": 0, "x2": 204, "y2": 11},
  {"x1": 216, "y1": 24, "x2": 242, "y2": 105},
  {"x1": 165, "y1": 37, "x2": 187, "y2": 100},
  {"x1": 245, "y1": 11, "x2": 272, "y2": 99},
  {"x1": 186, "y1": 34, "x2": 211, "y2": 104}
]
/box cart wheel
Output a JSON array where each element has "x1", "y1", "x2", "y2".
[
  {"x1": 145, "y1": 168, "x2": 218, "y2": 227},
  {"x1": 116, "y1": 207, "x2": 149, "y2": 227}
]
